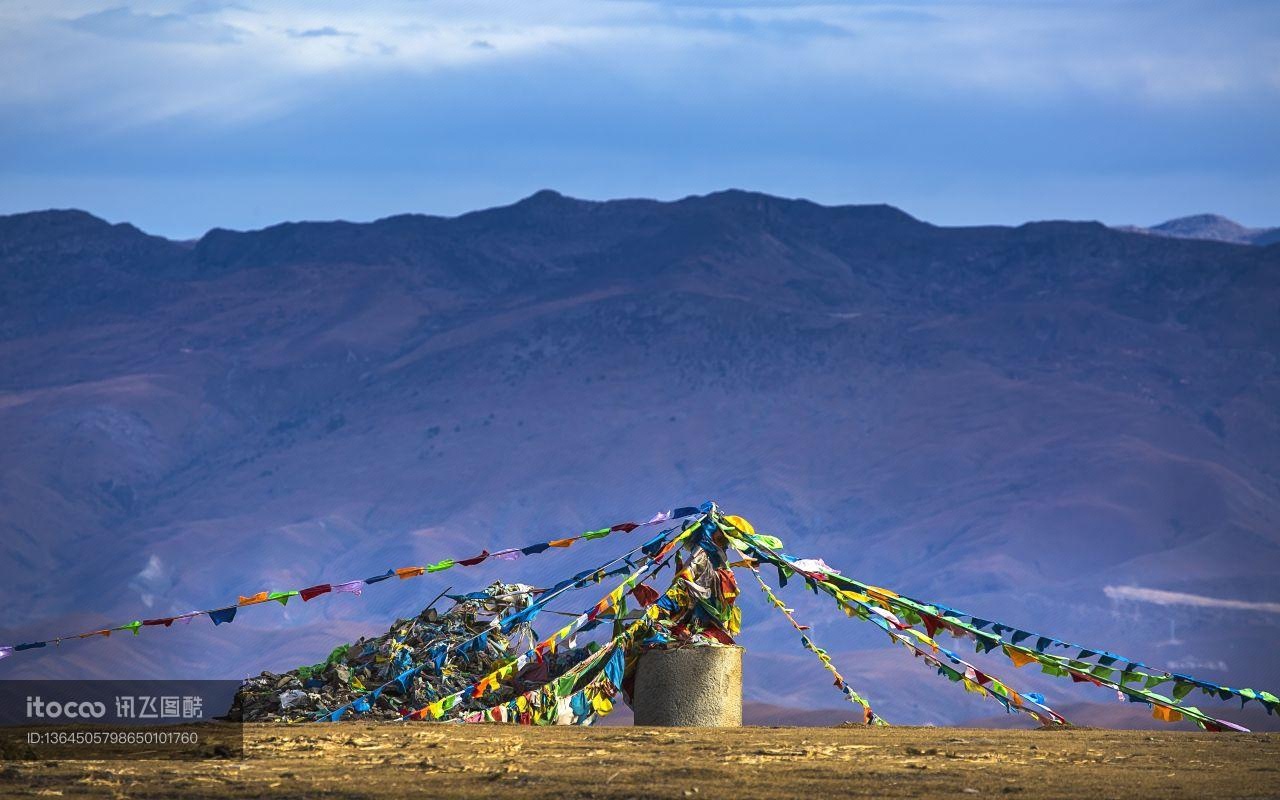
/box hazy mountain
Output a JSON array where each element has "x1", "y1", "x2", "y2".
[
  {"x1": 1117, "y1": 213, "x2": 1280, "y2": 246},
  {"x1": 1, "y1": 190, "x2": 1277, "y2": 728}
]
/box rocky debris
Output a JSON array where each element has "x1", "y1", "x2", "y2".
[{"x1": 228, "y1": 581, "x2": 594, "y2": 722}]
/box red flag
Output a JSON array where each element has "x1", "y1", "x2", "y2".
[
  {"x1": 920, "y1": 613, "x2": 941, "y2": 639},
  {"x1": 457, "y1": 550, "x2": 489, "y2": 567},
  {"x1": 631, "y1": 584, "x2": 660, "y2": 607},
  {"x1": 300, "y1": 584, "x2": 332, "y2": 601}
]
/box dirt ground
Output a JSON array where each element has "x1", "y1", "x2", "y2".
[{"x1": 1, "y1": 724, "x2": 1276, "y2": 799}]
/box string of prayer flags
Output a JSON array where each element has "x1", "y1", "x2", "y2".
[
  {"x1": 758, "y1": 536, "x2": 1276, "y2": 717},
  {"x1": 404, "y1": 518, "x2": 716, "y2": 726},
  {"x1": 2, "y1": 505, "x2": 704, "y2": 658},
  {"x1": 318, "y1": 524, "x2": 695, "y2": 723},
  {"x1": 452, "y1": 559, "x2": 704, "y2": 725},
  {"x1": 716, "y1": 511, "x2": 1261, "y2": 732},
  {"x1": 749, "y1": 539, "x2": 1067, "y2": 727},
  {"x1": 399, "y1": 553, "x2": 678, "y2": 723},
  {"x1": 861, "y1": 584, "x2": 1271, "y2": 724},
  {"x1": 747, "y1": 564, "x2": 883, "y2": 725}
]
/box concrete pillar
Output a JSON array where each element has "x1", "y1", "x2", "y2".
[{"x1": 631, "y1": 645, "x2": 743, "y2": 726}]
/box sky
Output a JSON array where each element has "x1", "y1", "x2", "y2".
[{"x1": 1, "y1": 0, "x2": 1278, "y2": 239}]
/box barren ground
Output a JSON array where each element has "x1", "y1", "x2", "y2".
[{"x1": 2, "y1": 724, "x2": 1278, "y2": 799}]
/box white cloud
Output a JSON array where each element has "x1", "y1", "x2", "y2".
[
  {"x1": 128, "y1": 553, "x2": 176, "y2": 608},
  {"x1": 1104, "y1": 585, "x2": 1280, "y2": 615},
  {"x1": 0, "y1": 1, "x2": 1275, "y2": 129},
  {"x1": 1166, "y1": 657, "x2": 1228, "y2": 672}
]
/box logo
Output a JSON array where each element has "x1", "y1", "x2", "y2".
[{"x1": 25, "y1": 696, "x2": 107, "y2": 720}]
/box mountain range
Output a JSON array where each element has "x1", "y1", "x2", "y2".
[{"x1": 1, "y1": 190, "x2": 1277, "y2": 728}]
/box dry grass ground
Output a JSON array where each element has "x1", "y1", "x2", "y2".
[{"x1": 1, "y1": 724, "x2": 1276, "y2": 799}]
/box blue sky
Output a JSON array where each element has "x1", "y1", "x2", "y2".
[{"x1": 1, "y1": 0, "x2": 1277, "y2": 238}]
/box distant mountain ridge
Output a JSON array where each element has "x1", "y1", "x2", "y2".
[
  {"x1": 1117, "y1": 213, "x2": 1280, "y2": 246},
  {"x1": 1, "y1": 190, "x2": 1277, "y2": 729}
]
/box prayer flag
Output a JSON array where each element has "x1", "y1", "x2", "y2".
[
  {"x1": 300, "y1": 584, "x2": 331, "y2": 601},
  {"x1": 1005, "y1": 646, "x2": 1037, "y2": 668},
  {"x1": 457, "y1": 550, "x2": 489, "y2": 566}
]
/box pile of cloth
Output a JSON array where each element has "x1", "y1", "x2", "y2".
[
  {"x1": 228, "y1": 581, "x2": 595, "y2": 722},
  {"x1": 229, "y1": 517, "x2": 744, "y2": 724}
]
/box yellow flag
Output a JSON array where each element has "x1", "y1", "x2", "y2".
[
  {"x1": 591, "y1": 691, "x2": 613, "y2": 716},
  {"x1": 865, "y1": 584, "x2": 898, "y2": 597},
  {"x1": 727, "y1": 605, "x2": 742, "y2": 636},
  {"x1": 904, "y1": 628, "x2": 934, "y2": 646},
  {"x1": 1005, "y1": 646, "x2": 1037, "y2": 668},
  {"x1": 723, "y1": 515, "x2": 755, "y2": 536}
]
